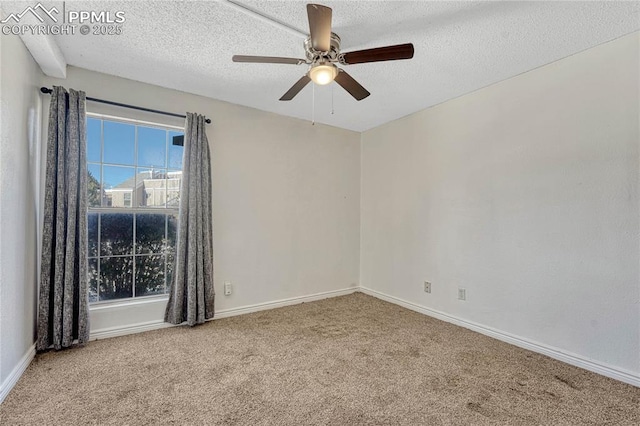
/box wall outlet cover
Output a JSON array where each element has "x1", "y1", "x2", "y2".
[
  {"x1": 424, "y1": 281, "x2": 431, "y2": 293},
  {"x1": 458, "y1": 288, "x2": 466, "y2": 301}
]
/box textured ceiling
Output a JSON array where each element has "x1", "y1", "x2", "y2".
[{"x1": 34, "y1": 1, "x2": 640, "y2": 130}]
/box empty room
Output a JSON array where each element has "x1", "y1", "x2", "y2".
[{"x1": 1, "y1": 0, "x2": 639, "y2": 424}]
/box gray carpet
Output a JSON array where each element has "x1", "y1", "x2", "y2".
[{"x1": 1, "y1": 293, "x2": 639, "y2": 425}]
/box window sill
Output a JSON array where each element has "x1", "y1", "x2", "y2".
[{"x1": 89, "y1": 295, "x2": 169, "y2": 311}]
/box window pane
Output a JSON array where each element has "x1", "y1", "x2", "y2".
[
  {"x1": 88, "y1": 258, "x2": 98, "y2": 303},
  {"x1": 100, "y1": 213, "x2": 133, "y2": 256},
  {"x1": 137, "y1": 126, "x2": 167, "y2": 168},
  {"x1": 99, "y1": 256, "x2": 133, "y2": 301},
  {"x1": 165, "y1": 214, "x2": 177, "y2": 294},
  {"x1": 167, "y1": 213, "x2": 178, "y2": 248},
  {"x1": 87, "y1": 163, "x2": 102, "y2": 208},
  {"x1": 137, "y1": 168, "x2": 166, "y2": 207},
  {"x1": 166, "y1": 170, "x2": 182, "y2": 208},
  {"x1": 135, "y1": 255, "x2": 165, "y2": 297},
  {"x1": 103, "y1": 121, "x2": 135, "y2": 165},
  {"x1": 87, "y1": 118, "x2": 101, "y2": 162},
  {"x1": 136, "y1": 213, "x2": 166, "y2": 254},
  {"x1": 88, "y1": 212, "x2": 99, "y2": 257},
  {"x1": 166, "y1": 253, "x2": 175, "y2": 293},
  {"x1": 168, "y1": 131, "x2": 184, "y2": 169},
  {"x1": 103, "y1": 165, "x2": 135, "y2": 207}
]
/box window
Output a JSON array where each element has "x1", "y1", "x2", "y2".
[{"x1": 86, "y1": 115, "x2": 184, "y2": 303}]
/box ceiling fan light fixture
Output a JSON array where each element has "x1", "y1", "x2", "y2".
[{"x1": 309, "y1": 63, "x2": 338, "y2": 85}]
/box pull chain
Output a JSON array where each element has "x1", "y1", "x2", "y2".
[{"x1": 331, "y1": 82, "x2": 334, "y2": 115}]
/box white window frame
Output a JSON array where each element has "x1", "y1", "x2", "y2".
[{"x1": 86, "y1": 112, "x2": 184, "y2": 306}]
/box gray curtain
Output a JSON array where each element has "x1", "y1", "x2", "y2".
[
  {"x1": 37, "y1": 87, "x2": 89, "y2": 351},
  {"x1": 165, "y1": 113, "x2": 215, "y2": 325}
]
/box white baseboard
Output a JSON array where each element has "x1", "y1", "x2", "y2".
[
  {"x1": 90, "y1": 320, "x2": 175, "y2": 341},
  {"x1": 358, "y1": 286, "x2": 640, "y2": 388},
  {"x1": 90, "y1": 287, "x2": 358, "y2": 340},
  {"x1": 215, "y1": 287, "x2": 357, "y2": 319},
  {"x1": 0, "y1": 343, "x2": 35, "y2": 404}
]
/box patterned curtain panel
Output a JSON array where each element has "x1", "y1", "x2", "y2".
[
  {"x1": 37, "y1": 87, "x2": 90, "y2": 351},
  {"x1": 165, "y1": 113, "x2": 215, "y2": 325}
]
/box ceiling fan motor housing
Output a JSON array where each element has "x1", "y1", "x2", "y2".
[{"x1": 304, "y1": 32, "x2": 341, "y2": 63}]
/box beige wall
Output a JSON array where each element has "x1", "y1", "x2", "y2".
[
  {"x1": 41, "y1": 66, "x2": 361, "y2": 332},
  {"x1": 361, "y1": 32, "x2": 640, "y2": 376},
  {"x1": 0, "y1": 33, "x2": 42, "y2": 392}
]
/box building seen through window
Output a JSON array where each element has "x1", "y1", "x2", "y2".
[{"x1": 103, "y1": 169, "x2": 182, "y2": 207}]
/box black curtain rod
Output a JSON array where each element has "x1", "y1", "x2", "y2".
[{"x1": 39, "y1": 87, "x2": 211, "y2": 124}]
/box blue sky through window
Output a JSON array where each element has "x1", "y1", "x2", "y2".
[
  {"x1": 87, "y1": 118, "x2": 101, "y2": 162},
  {"x1": 103, "y1": 121, "x2": 135, "y2": 166},
  {"x1": 87, "y1": 117, "x2": 184, "y2": 189}
]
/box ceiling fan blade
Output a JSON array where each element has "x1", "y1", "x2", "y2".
[
  {"x1": 307, "y1": 4, "x2": 332, "y2": 52},
  {"x1": 279, "y1": 75, "x2": 312, "y2": 101},
  {"x1": 233, "y1": 55, "x2": 305, "y2": 65},
  {"x1": 341, "y1": 43, "x2": 415, "y2": 65},
  {"x1": 334, "y1": 70, "x2": 370, "y2": 101}
]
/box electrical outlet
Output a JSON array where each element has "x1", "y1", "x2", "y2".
[
  {"x1": 224, "y1": 281, "x2": 232, "y2": 296},
  {"x1": 458, "y1": 288, "x2": 466, "y2": 301},
  {"x1": 424, "y1": 281, "x2": 431, "y2": 293}
]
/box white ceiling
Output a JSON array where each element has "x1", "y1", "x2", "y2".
[{"x1": 24, "y1": 1, "x2": 640, "y2": 131}]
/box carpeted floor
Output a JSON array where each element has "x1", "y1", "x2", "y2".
[{"x1": 1, "y1": 293, "x2": 639, "y2": 425}]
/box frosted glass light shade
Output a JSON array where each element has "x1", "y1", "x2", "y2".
[{"x1": 309, "y1": 64, "x2": 338, "y2": 85}]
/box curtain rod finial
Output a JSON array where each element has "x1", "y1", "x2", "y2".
[{"x1": 40, "y1": 87, "x2": 52, "y2": 94}]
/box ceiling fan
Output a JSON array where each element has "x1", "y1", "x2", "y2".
[{"x1": 232, "y1": 3, "x2": 414, "y2": 101}]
